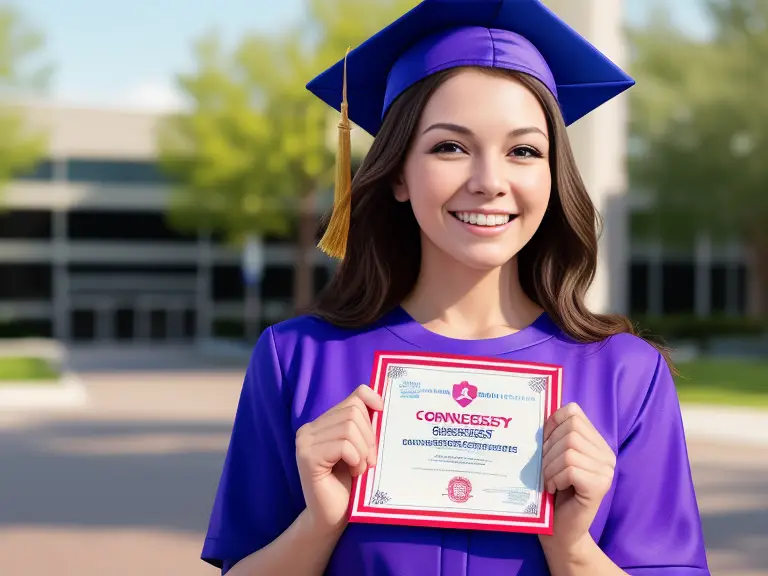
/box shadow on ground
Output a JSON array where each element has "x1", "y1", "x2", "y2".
[
  {"x1": 694, "y1": 461, "x2": 768, "y2": 572},
  {"x1": 1, "y1": 415, "x2": 767, "y2": 574},
  {"x1": 0, "y1": 419, "x2": 234, "y2": 534}
]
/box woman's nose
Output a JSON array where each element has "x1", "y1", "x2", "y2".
[{"x1": 468, "y1": 156, "x2": 508, "y2": 197}]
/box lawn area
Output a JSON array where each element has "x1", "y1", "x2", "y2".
[
  {"x1": 674, "y1": 358, "x2": 768, "y2": 407},
  {"x1": 0, "y1": 357, "x2": 60, "y2": 384}
]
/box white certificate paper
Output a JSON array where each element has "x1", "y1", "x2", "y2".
[{"x1": 348, "y1": 351, "x2": 562, "y2": 534}]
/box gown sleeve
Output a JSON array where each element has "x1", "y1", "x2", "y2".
[
  {"x1": 201, "y1": 326, "x2": 303, "y2": 574},
  {"x1": 600, "y1": 350, "x2": 711, "y2": 575}
]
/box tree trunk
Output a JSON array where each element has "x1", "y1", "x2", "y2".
[{"x1": 294, "y1": 191, "x2": 316, "y2": 315}]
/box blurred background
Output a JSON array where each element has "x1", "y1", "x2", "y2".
[{"x1": 0, "y1": 0, "x2": 765, "y2": 574}]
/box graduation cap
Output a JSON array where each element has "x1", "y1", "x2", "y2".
[{"x1": 307, "y1": 0, "x2": 635, "y2": 260}]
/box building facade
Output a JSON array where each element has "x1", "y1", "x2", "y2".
[
  {"x1": 1, "y1": 104, "x2": 333, "y2": 344},
  {"x1": 0, "y1": 1, "x2": 756, "y2": 344}
]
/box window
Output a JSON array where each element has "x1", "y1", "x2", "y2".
[
  {"x1": 212, "y1": 265, "x2": 245, "y2": 301},
  {"x1": 211, "y1": 264, "x2": 333, "y2": 304},
  {"x1": 183, "y1": 309, "x2": 196, "y2": 339},
  {"x1": 150, "y1": 309, "x2": 167, "y2": 340},
  {"x1": 210, "y1": 216, "x2": 303, "y2": 248},
  {"x1": 67, "y1": 159, "x2": 169, "y2": 185},
  {"x1": 68, "y1": 264, "x2": 197, "y2": 274},
  {"x1": 67, "y1": 210, "x2": 198, "y2": 242},
  {"x1": 213, "y1": 319, "x2": 245, "y2": 339},
  {"x1": 71, "y1": 310, "x2": 96, "y2": 341},
  {"x1": 629, "y1": 262, "x2": 649, "y2": 314},
  {"x1": 115, "y1": 308, "x2": 135, "y2": 340},
  {"x1": 0, "y1": 210, "x2": 52, "y2": 239},
  {"x1": 661, "y1": 263, "x2": 695, "y2": 314},
  {"x1": 261, "y1": 266, "x2": 292, "y2": 300},
  {"x1": 259, "y1": 265, "x2": 334, "y2": 301},
  {"x1": 710, "y1": 265, "x2": 727, "y2": 313},
  {"x1": 736, "y1": 264, "x2": 748, "y2": 315},
  {"x1": 0, "y1": 264, "x2": 53, "y2": 300},
  {"x1": 709, "y1": 263, "x2": 749, "y2": 315}
]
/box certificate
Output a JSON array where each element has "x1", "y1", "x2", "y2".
[{"x1": 349, "y1": 351, "x2": 562, "y2": 534}]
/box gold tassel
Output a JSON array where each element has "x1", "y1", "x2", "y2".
[{"x1": 317, "y1": 47, "x2": 353, "y2": 260}]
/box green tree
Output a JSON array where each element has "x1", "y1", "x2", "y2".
[
  {"x1": 629, "y1": 0, "x2": 768, "y2": 316},
  {"x1": 158, "y1": 0, "x2": 419, "y2": 312},
  {"x1": 0, "y1": 7, "x2": 49, "y2": 191}
]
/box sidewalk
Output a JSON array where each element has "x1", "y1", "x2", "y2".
[
  {"x1": 682, "y1": 404, "x2": 768, "y2": 446},
  {"x1": 2, "y1": 337, "x2": 766, "y2": 447}
]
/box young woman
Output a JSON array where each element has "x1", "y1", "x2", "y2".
[{"x1": 201, "y1": 1, "x2": 710, "y2": 575}]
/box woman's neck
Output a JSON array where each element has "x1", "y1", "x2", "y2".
[{"x1": 401, "y1": 244, "x2": 543, "y2": 340}]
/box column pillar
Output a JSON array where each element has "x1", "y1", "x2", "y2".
[
  {"x1": 695, "y1": 234, "x2": 712, "y2": 317},
  {"x1": 196, "y1": 233, "x2": 213, "y2": 342},
  {"x1": 52, "y1": 157, "x2": 70, "y2": 341},
  {"x1": 648, "y1": 241, "x2": 664, "y2": 316},
  {"x1": 96, "y1": 298, "x2": 113, "y2": 341},
  {"x1": 543, "y1": 0, "x2": 631, "y2": 314}
]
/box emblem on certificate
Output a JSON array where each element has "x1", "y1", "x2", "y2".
[{"x1": 348, "y1": 351, "x2": 563, "y2": 534}]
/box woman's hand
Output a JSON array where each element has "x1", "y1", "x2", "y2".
[
  {"x1": 538, "y1": 402, "x2": 616, "y2": 556},
  {"x1": 295, "y1": 385, "x2": 384, "y2": 536}
]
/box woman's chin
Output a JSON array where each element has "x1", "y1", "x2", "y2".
[{"x1": 448, "y1": 248, "x2": 519, "y2": 272}]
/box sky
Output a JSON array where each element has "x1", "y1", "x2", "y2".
[{"x1": 16, "y1": 0, "x2": 713, "y2": 111}]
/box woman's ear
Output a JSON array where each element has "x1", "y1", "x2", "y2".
[{"x1": 392, "y1": 174, "x2": 410, "y2": 203}]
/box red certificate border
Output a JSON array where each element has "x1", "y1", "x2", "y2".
[{"x1": 348, "y1": 350, "x2": 563, "y2": 534}]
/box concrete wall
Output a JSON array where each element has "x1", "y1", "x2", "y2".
[
  {"x1": 544, "y1": 0, "x2": 631, "y2": 315},
  {"x1": 20, "y1": 103, "x2": 160, "y2": 160}
]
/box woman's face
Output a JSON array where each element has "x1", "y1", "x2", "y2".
[{"x1": 394, "y1": 69, "x2": 552, "y2": 272}]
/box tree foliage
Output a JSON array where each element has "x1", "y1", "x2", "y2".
[
  {"x1": 158, "y1": 0, "x2": 419, "y2": 309},
  {"x1": 0, "y1": 7, "x2": 50, "y2": 190},
  {"x1": 629, "y1": 0, "x2": 768, "y2": 313}
]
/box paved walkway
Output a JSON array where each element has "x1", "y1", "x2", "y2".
[
  {"x1": 683, "y1": 404, "x2": 768, "y2": 447},
  {"x1": 0, "y1": 371, "x2": 766, "y2": 575}
]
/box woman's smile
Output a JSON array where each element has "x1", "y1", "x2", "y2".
[{"x1": 449, "y1": 210, "x2": 520, "y2": 236}]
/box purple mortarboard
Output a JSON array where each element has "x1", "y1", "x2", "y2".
[{"x1": 308, "y1": 0, "x2": 635, "y2": 260}]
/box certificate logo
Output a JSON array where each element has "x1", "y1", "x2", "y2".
[
  {"x1": 452, "y1": 381, "x2": 477, "y2": 408},
  {"x1": 446, "y1": 476, "x2": 473, "y2": 503}
]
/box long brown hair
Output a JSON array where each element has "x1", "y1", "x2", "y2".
[{"x1": 312, "y1": 66, "x2": 672, "y2": 366}]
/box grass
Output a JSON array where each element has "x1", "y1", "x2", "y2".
[
  {"x1": 674, "y1": 359, "x2": 768, "y2": 407},
  {"x1": 0, "y1": 357, "x2": 60, "y2": 384},
  {"x1": 0, "y1": 354, "x2": 763, "y2": 405}
]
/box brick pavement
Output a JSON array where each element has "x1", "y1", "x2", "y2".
[{"x1": 0, "y1": 372, "x2": 766, "y2": 576}]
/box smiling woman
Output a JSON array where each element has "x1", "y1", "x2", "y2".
[
  {"x1": 411, "y1": 81, "x2": 543, "y2": 241},
  {"x1": 313, "y1": 65, "x2": 637, "y2": 351},
  {"x1": 393, "y1": 68, "x2": 551, "y2": 278},
  {"x1": 200, "y1": 2, "x2": 710, "y2": 575}
]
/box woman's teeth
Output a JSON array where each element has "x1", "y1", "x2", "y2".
[{"x1": 453, "y1": 212, "x2": 512, "y2": 226}]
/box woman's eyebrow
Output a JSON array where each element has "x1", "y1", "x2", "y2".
[{"x1": 421, "y1": 122, "x2": 548, "y2": 140}]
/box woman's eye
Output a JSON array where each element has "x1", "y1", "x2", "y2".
[
  {"x1": 431, "y1": 142, "x2": 465, "y2": 154},
  {"x1": 510, "y1": 146, "x2": 543, "y2": 158}
]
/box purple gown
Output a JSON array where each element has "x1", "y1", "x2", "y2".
[{"x1": 202, "y1": 307, "x2": 711, "y2": 575}]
